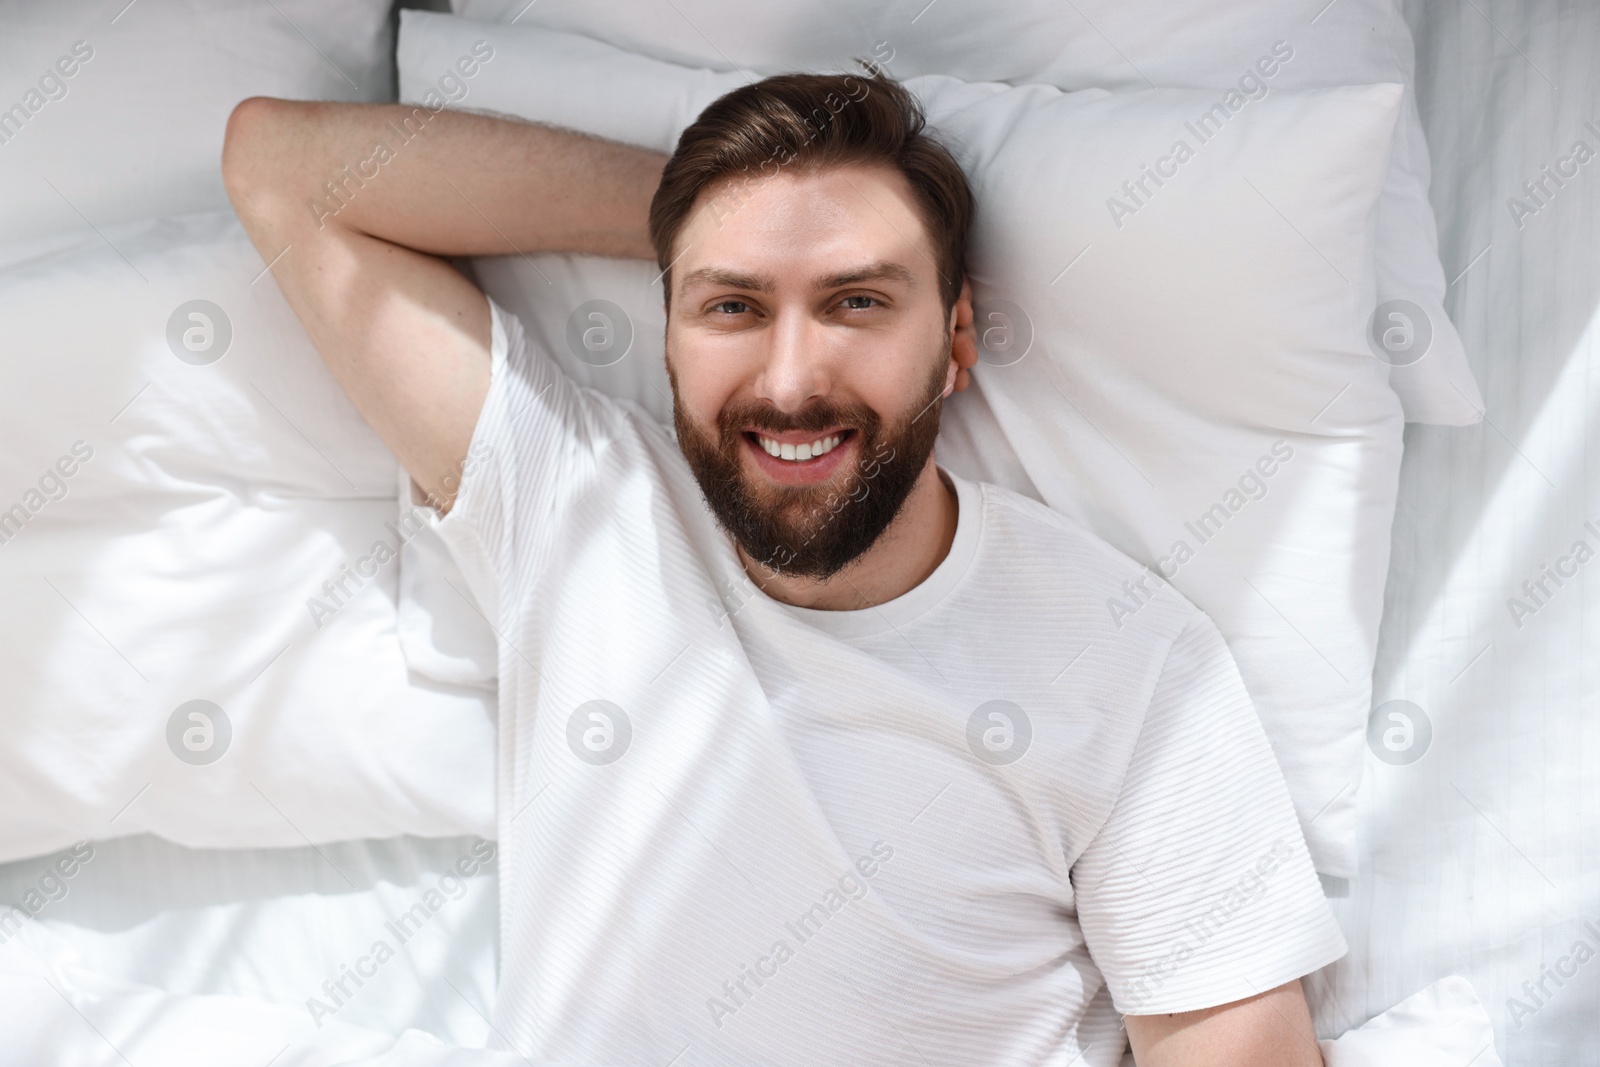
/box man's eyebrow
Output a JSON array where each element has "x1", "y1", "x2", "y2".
[
  {"x1": 676, "y1": 260, "x2": 917, "y2": 298},
  {"x1": 678, "y1": 266, "x2": 773, "y2": 296},
  {"x1": 814, "y1": 260, "x2": 916, "y2": 291}
]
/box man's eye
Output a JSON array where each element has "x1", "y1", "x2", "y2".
[
  {"x1": 711, "y1": 300, "x2": 750, "y2": 315},
  {"x1": 840, "y1": 294, "x2": 878, "y2": 310}
]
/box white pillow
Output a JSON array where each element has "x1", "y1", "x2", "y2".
[
  {"x1": 0, "y1": 212, "x2": 494, "y2": 863},
  {"x1": 396, "y1": 12, "x2": 1406, "y2": 878},
  {"x1": 448, "y1": 0, "x2": 1482, "y2": 426},
  {"x1": 1318, "y1": 977, "x2": 1503, "y2": 1067},
  {"x1": 0, "y1": 0, "x2": 394, "y2": 247}
]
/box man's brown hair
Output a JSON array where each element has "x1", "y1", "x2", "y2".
[{"x1": 648, "y1": 68, "x2": 973, "y2": 314}]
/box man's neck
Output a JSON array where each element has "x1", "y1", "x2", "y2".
[{"x1": 739, "y1": 460, "x2": 960, "y2": 611}]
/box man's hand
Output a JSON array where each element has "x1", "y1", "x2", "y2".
[
  {"x1": 1125, "y1": 979, "x2": 1324, "y2": 1066},
  {"x1": 221, "y1": 99, "x2": 666, "y2": 511}
]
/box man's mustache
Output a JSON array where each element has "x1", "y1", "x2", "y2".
[{"x1": 719, "y1": 402, "x2": 876, "y2": 438}]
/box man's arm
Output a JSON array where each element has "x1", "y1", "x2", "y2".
[
  {"x1": 1125, "y1": 978, "x2": 1323, "y2": 1065},
  {"x1": 220, "y1": 98, "x2": 667, "y2": 511}
]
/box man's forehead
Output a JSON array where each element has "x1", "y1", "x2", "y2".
[
  {"x1": 669, "y1": 163, "x2": 937, "y2": 298},
  {"x1": 676, "y1": 259, "x2": 918, "y2": 299}
]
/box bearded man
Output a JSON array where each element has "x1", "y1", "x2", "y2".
[{"x1": 223, "y1": 70, "x2": 1343, "y2": 1067}]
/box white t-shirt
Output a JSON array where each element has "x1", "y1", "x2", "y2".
[{"x1": 427, "y1": 301, "x2": 1346, "y2": 1067}]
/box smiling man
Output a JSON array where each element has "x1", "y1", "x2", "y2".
[{"x1": 223, "y1": 71, "x2": 1344, "y2": 1067}]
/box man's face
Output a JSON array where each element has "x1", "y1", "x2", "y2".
[{"x1": 665, "y1": 162, "x2": 957, "y2": 581}]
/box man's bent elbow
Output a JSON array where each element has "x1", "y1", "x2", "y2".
[{"x1": 221, "y1": 96, "x2": 299, "y2": 224}]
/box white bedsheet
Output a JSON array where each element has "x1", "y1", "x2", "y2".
[
  {"x1": 1306, "y1": 2, "x2": 1600, "y2": 1064},
  {"x1": 0, "y1": 911, "x2": 1497, "y2": 1067}
]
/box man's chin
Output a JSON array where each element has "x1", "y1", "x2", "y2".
[
  {"x1": 729, "y1": 480, "x2": 852, "y2": 570},
  {"x1": 709, "y1": 467, "x2": 914, "y2": 580}
]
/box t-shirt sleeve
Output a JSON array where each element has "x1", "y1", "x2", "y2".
[
  {"x1": 416, "y1": 297, "x2": 622, "y2": 633},
  {"x1": 1071, "y1": 609, "x2": 1348, "y2": 1016}
]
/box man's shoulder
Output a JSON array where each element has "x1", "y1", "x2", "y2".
[
  {"x1": 495, "y1": 297, "x2": 681, "y2": 452},
  {"x1": 963, "y1": 473, "x2": 1202, "y2": 645}
]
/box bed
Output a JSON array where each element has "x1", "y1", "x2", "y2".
[
  {"x1": 0, "y1": 0, "x2": 1593, "y2": 1063},
  {"x1": 1308, "y1": 2, "x2": 1600, "y2": 1063}
]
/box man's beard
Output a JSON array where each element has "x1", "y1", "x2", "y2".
[{"x1": 671, "y1": 347, "x2": 949, "y2": 582}]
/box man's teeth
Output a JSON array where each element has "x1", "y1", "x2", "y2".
[{"x1": 758, "y1": 433, "x2": 842, "y2": 462}]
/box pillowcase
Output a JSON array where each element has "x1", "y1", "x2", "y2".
[
  {"x1": 448, "y1": 0, "x2": 1482, "y2": 426},
  {"x1": 0, "y1": 212, "x2": 494, "y2": 863},
  {"x1": 396, "y1": 12, "x2": 1407, "y2": 878},
  {"x1": 1318, "y1": 976, "x2": 1502, "y2": 1067},
  {"x1": 0, "y1": 0, "x2": 394, "y2": 247}
]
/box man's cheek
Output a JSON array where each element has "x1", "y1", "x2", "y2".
[{"x1": 668, "y1": 347, "x2": 739, "y2": 435}]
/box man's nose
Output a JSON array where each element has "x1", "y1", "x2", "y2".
[{"x1": 754, "y1": 309, "x2": 831, "y2": 413}]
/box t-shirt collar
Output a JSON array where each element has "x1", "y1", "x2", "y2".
[{"x1": 763, "y1": 467, "x2": 983, "y2": 640}]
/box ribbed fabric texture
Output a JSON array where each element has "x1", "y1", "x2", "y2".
[{"x1": 426, "y1": 302, "x2": 1346, "y2": 1067}]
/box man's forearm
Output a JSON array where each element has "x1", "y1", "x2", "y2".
[
  {"x1": 216, "y1": 98, "x2": 665, "y2": 508},
  {"x1": 223, "y1": 98, "x2": 666, "y2": 260}
]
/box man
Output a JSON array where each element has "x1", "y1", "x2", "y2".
[{"x1": 223, "y1": 70, "x2": 1344, "y2": 1066}]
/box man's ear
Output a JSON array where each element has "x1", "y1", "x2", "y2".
[{"x1": 948, "y1": 276, "x2": 977, "y2": 394}]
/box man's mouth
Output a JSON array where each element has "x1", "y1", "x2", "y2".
[
  {"x1": 753, "y1": 431, "x2": 845, "y2": 462},
  {"x1": 741, "y1": 427, "x2": 856, "y2": 484}
]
